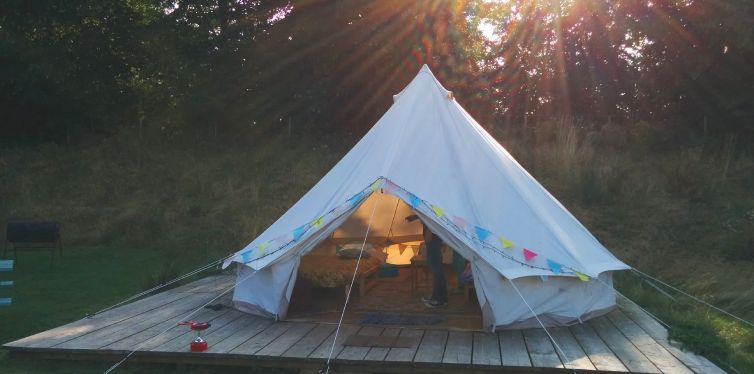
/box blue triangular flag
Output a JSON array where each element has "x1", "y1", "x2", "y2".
[
  {"x1": 474, "y1": 226, "x2": 492, "y2": 242},
  {"x1": 547, "y1": 259, "x2": 562, "y2": 274},
  {"x1": 408, "y1": 193, "x2": 421, "y2": 209},
  {"x1": 347, "y1": 191, "x2": 365, "y2": 207},
  {"x1": 292, "y1": 225, "x2": 307, "y2": 241}
]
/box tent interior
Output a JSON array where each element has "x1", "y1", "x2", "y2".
[{"x1": 285, "y1": 190, "x2": 484, "y2": 329}]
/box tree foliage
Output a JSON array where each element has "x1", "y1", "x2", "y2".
[{"x1": 0, "y1": 0, "x2": 752, "y2": 143}]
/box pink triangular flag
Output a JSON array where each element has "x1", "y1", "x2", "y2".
[
  {"x1": 383, "y1": 180, "x2": 399, "y2": 195},
  {"x1": 451, "y1": 215, "x2": 467, "y2": 229},
  {"x1": 523, "y1": 248, "x2": 537, "y2": 261}
]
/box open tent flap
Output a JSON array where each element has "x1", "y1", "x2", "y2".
[{"x1": 332, "y1": 192, "x2": 423, "y2": 243}]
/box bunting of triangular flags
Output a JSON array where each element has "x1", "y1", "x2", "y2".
[
  {"x1": 347, "y1": 191, "x2": 366, "y2": 207},
  {"x1": 370, "y1": 179, "x2": 383, "y2": 193},
  {"x1": 273, "y1": 234, "x2": 291, "y2": 247},
  {"x1": 257, "y1": 241, "x2": 268, "y2": 255},
  {"x1": 267, "y1": 179, "x2": 597, "y2": 277},
  {"x1": 311, "y1": 216, "x2": 324, "y2": 228},
  {"x1": 292, "y1": 225, "x2": 307, "y2": 241},
  {"x1": 383, "y1": 180, "x2": 399, "y2": 195},
  {"x1": 451, "y1": 215, "x2": 468, "y2": 229},
  {"x1": 523, "y1": 248, "x2": 537, "y2": 261},
  {"x1": 575, "y1": 271, "x2": 589, "y2": 281},
  {"x1": 499, "y1": 236, "x2": 514, "y2": 249},
  {"x1": 431, "y1": 205, "x2": 444, "y2": 218},
  {"x1": 546, "y1": 259, "x2": 562, "y2": 274},
  {"x1": 408, "y1": 193, "x2": 421, "y2": 209},
  {"x1": 475, "y1": 226, "x2": 492, "y2": 242}
]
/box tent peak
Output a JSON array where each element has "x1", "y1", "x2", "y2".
[{"x1": 393, "y1": 65, "x2": 452, "y2": 102}]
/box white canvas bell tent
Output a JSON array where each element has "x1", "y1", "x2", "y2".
[{"x1": 223, "y1": 65, "x2": 629, "y2": 330}]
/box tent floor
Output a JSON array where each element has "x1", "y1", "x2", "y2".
[
  {"x1": 3, "y1": 275, "x2": 725, "y2": 374},
  {"x1": 287, "y1": 266, "x2": 482, "y2": 330}
]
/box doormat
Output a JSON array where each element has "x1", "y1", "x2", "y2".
[
  {"x1": 343, "y1": 334, "x2": 416, "y2": 348},
  {"x1": 359, "y1": 312, "x2": 447, "y2": 326}
]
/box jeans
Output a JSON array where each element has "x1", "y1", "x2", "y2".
[{"x1": 425, "y1": 235, "x2": 447, "y2": 303}]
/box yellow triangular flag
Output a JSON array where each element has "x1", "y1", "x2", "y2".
[
  {"x1": 257, "y1": 242, "x2": 268, "y2": 255},
  {"x1": 575, "y1": 271, "x2": 589, "y2": 281},
  {"x1": 499, "y1": 237, "x2": 514, "y2": 249},
  {"x1": 311, "y1": 216, "x2": 324, "y2": 228},
  {"x1": 431, "y1": 205, "x2": 444, "y2": 218},
  {"x1": 370, "y1": 179, "x2": 382, "y2": 193}
]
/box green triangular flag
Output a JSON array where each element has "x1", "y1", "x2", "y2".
[
  {"x1": 575, "y1": 271, "x2": 589, "y2": 281},
  {"x1": 311, "y1": 216, "x2": 324, "y2": 228},
  {"x1": 257, "y1": 242, "x2": 268, "y2": 255},
  {"x1": 370, "y1": 179, "x2": 382, "y2": 193},
  {"x1": 431, "y1": 205, "x2": 444, "y2": 218}
]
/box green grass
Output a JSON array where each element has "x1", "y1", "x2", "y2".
[
  {"x1": 1, "y1": 121, "x2": 753, "y2": 372},
  {"x1": 0, "y1": 246, "x2": 215, "y2": 373}
]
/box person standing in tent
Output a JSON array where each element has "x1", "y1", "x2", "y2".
[{"x1": 406, "y1": 214, "x2": 447, "y2": 308}]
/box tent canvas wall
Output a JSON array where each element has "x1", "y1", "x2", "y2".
[{"x1": 224, "y1": 65, "x2": 629, "y2": 330}]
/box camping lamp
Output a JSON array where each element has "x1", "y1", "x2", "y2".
[{"x1": 177, "y1": 321, "x2": 211, "y2": 352}]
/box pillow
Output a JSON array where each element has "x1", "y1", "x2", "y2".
[{"x1": 336, "y1": 243, "x2": 373, "y2": 259}]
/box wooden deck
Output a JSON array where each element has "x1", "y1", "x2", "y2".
[{"x1": 2, "y1": 275, "x2": 725, "y2": 373}]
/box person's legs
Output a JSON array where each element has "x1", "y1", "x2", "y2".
[{"x1": 425, "y1": 238, "x2": 447, "y2": 304}]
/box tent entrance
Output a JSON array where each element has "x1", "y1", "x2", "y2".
[{"x1": 286, "y1": 192, "x2": 484, "y2": 329}]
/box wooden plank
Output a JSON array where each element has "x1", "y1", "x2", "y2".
[
  {"x1": 229, "y1": 322, "x2": 294, "y2": 355},
  {"x1": 385, "y1": 328, "x2": 424, "y2": 362},
  {"x1": 308, "y1": 324, "x2": 361, "y2": 359},
  {"x1": 498, "y1": 330, "x2": 532, "y2": 367},
  {"x1": 618, "y1": 297, "x2": 669, "y2": 341},
  {"x1": 337, "y1": 326, "x2": 382, "y2": 361},
  {"x1": 106, "y1": 306, "x2": 235, "y2": 351},
  {"x1": 442, "y1": 330, "x2": 472, "y2": 365},
  {"x1": 413, "y1": 329, "x2": 447, "y2": 363},
  {"x1": 56, "y1": 291, "x2": 216, "y2": 349},
  {"x1": 5, "y1": 290, "x2": 186, "y2": 348},
  {"x1": 363, "y1": 327, "x2": 401, "y2": 361},
  {"x1": 607, "y1": 310, "x2": 693, "y2": 374},
  {"x1": 282, "y1": 324, "x2": 336, "y2": 358},
  {"x1": 549, "y1": 327, "x2": 596, "y2": 371},
  {"x1": 523, "y1": 329, "x2": 563, "y2": 368},
  {"x1": 569, "y1": 323, "x2": 628, "y2": 372},
  {"x1": 179, "y1": 275, "x2": 234, "y2": 294},
  {"x1": 662, "y1": 343, "x2": 728, "y2": 374},
  {"x1": 472, "y1": 332, "x2": 501, "y2": 367},
  {"x1": 166, "y1": 275, "x2": 232, "y2": 294},
  {"x1": 256, "y1": 323, "x2": 316, "y2": 357},
  {"x1": 618, "y1": 298, "x2": 726, "y2": 374},
  {"x1": 590, "y1": 316, "x2": 661, "y2": 373},
  {"x1": 199, "y1": 315, "x2": 273, "y2": 354}
]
